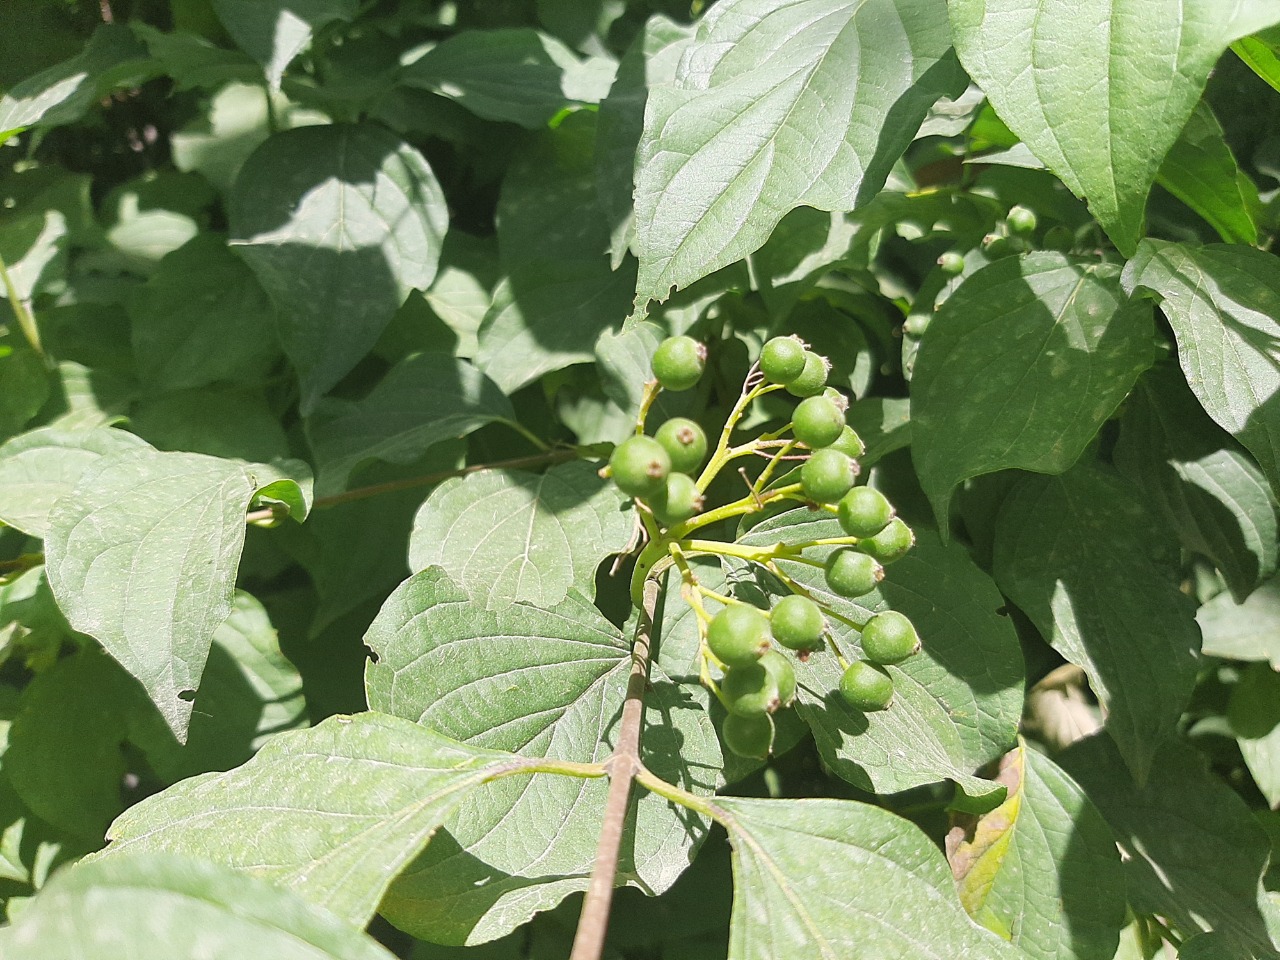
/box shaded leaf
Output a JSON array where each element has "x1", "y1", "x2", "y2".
[
  {"x1": 128, "y1": 386, "x2": 291, "y2": 464},
  {"x1": 230, "y1": 123, "x2": 448, "y2": 413},
  {"x1": 1157, "y1": 101, "x2": 1261, "y2": 246},
  {"x1": 1198, "y1": 578, "x2": 1280, "y2": 668},
  {"x1": 993, "y1": 464, "x2": 1201, "y2": 783},
  {"x1": 911, "y1": 253, "x2": 1154, "y2": 529},
  {"x1": 948, "y1": 0, "x2": 1280, "y2": 254},
  {"x1": 1234, "y1": 26, "x2": 1280, "y2": 93},
  {"x1": 1229, "y1": 663, "x2": 1280, "y2": 808},
  {"x1": 212, "y1": 0, "x2": 357, "y2": 91}
]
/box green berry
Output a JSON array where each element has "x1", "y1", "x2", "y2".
[
  {"x1": 903, "y1": 315, "x2": 930, "y2": 337},
  {"x1": 1043, "y1": 225, "x2": 1074, "y2": 253},
  {"x1": 651, "y1": 472, "x2": 703, "y2": 525},
  {"x1": 792, "y1": 395, "x2": 846, "y2": 449},
  {"x1": 721, "y1": 661, "x2": 780, "y2": 717},
  {"x1": 760, "y1": 336, "x2": 807, "y2": 384},
  {"x1": 937, "y1": 251, "x2": 965, "y2": 276},
  {"x1": 829, "y1": 426, "x2": 865, "y2": 460},
  {"x1": 836, "y1": 487, "x2": 894, "y2": 538},
  {"x1": 982, "y1": 233, "x2": 1015, "y2": 258},
  {"x1": 824, "y1": 549, "x2": 883, "y2": 598},
  {"x1": 860, "y1": 611, "x2": 920, "y2": 665},
  {"x1": 861, "y1": 517, "x2": 914, "y2": 564},
  {"x1": 839, "y1": 661, "x2": 894, "y2": 712},
  {"x1": 610, "y1": 435, "x2": 670, "y2": 498},
  {"x1": 654, "y1": 417, "x2": 707, "y2": 474},
  {"x1": 1007, "y1": 205, "x2": 1038, "y2": 235},
  {"x1": 770, "y1": 595, "x2": 825, "y2": 651},
  {"x1": 785, "y1": 351, "x2": 829, "y2": 398},
  {"x1": 801, "y1": 448, "x2": 856, "y2": 503},
  {"x1": 652, "y1": 336, "x2": 706, "y2": 391},
  {"x1": 760, "y1": 650, "x2": 796, "y2": 709},
  {"x1": 707, "y1": 605, "x2": 770, "y2": 668},
  {"x1": 723, "y1": 712, "x2": 774, "y2": 759}
]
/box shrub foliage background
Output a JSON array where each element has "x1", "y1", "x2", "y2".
[{"x1": 0, "y1": 0, "x2": 1279, "y2": 958}]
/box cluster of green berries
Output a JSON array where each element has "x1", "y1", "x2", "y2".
[{"x1": 608, "y1": 334, "x2": 922, "y2": 761}]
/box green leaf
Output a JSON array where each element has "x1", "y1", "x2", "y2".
[
  {"x1": 306, "y1": 353, "x2": 513, "y2": 497},
  {"x1": 1122, "y1": 240, "x2": 1280, "y2": 497},
  {"x1": 131, "y1": 23, "x2": 261, "y2": 92},
  {"x1": 0, "y1": 210, "x2": 67, "y2": 306},
  {"x1": 0, "y1": 24, "x2": 154, "y2": 139},
  {"x1": 44, "y1": 447, "x2": 308, "y2": 740},
  {"x1": 129, "y1": 386, "x2": 291, "y2": 464},
  {"x1": 476, "y1": 113, "x2": 636, "y2": 393},
  {"x1": 212, "y1": 0, "x2": 357, "y2": 91},
  {"x1": 946, "y1": 741, "x2": 1126, "y2": 960},
  {"x1": 128, "y1": 234, "x2": 280, "y2": 392},
  {"x1": 1115, "y1": 363, "x2": 1278, "y2": 602},
  {"x1": 736, "y1": 513, "x2": 1023, "y2": 806},
  {"x1": 1229, "y1": 663, "x2": 1280, "y2": 808},
  {"x1": 364, "y1": 569, "x2": 716, "y2": 943},
  {"x1": 402, "y1": 28, "x2": 614, "y2": 128},
  {"x1": 1233, "y1": 26, "x2": 1280, "y2": 93},
  {"x1": 948, "y1": 0, "x2": 1280, "y2": 255},
  {"x1": 631, "y1": 0, "x2": 963, "y2": 314},
  {"x1": 0, "y1": 853, "x2": 397, "y2": 960},
  {"x1": 711, "y1": 796, "x2": 1019, "y2": 959},
  {"x1": 1198, "y1": 577, "x2": 1280, "y2": 668},
  {"x1": 229, "y1": 123, "x2": 448, "y2": 413},
  {"x1": 0, "y1": 426, "x2": 149, "y2": 537},
  {"x1": 407, "y1": 460, "x2": 631, "y2": 608},
  {"x1": 911, "y1": 252, "x2": 1154, "y2": 529},
  {"x1": 993, "y1": 464, "x2": 1201, "y2": 784},
  {"x1": 845, "y1": 397, "x2": 911, "y2": 468},
  {"x1": 97, "y1": 713, "x2": 534, "y2": 928},
  {"x1": 0, "y1": 342, "x2": 50, "y2": 442},
  {"x1": 1157, "y1": 102, "x2": 1261, "y2": 246},
  {"x1": 1061, "y1": 733, "x2": 1277, "y2": 955},
  {"x1": 1179, "y1": 933, "x2": 1245, "y2": 960}
]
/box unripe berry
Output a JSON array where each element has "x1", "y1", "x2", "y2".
[
  {"x1": 651, "y1": 472, "x2": 703, "y2": 525},
  {"x1": 723, "y1": 712, "x2": 774, "y2": 759},
  {"x1": 707, "y1": 605, "x2": 770, "y2": 668},
  {"x1": 937, "y1": 251, "x2": 965, "y2": 276},
  {"x1": 839, "y1": 661, "x2": 894, "y2": 712},
  {"x1": 760, "y1": 650, "x2": 796, "y2": 709},
  {"x1": 1007, "y1": 205, "x2": 1038, "y2": 235},
  {"x1": 770, "y1": 594, "x2": 825, "y2": 651},
  {"x1": 829, "y1": 426, "x2": 865, "y2": 460},
  {"x1": 792, "y1": 395, "x2": 846, "y2": 449},
  {"x1": 860, "y1": 517, "x2": 914, "y2": 564},
  {"x1": 860, "y1": 610, "x2": 920, "y2": 665},
  {"x1": 836, "y1": 486, "x2": 894, "y2": 538},
  {"x1": 654, "y1": 417, "x2": 707, "y2": 474},
  {"x1": 801, "y1": 448, "x2": 856, "y2": 503},
  {"x1": 721, "y1": 661, "x2": 780, "y2": 717},
  {"x1": 785, "y1": 351, "x2": 829, "y2": 398},
  {"x1": 760, "y1": 336, "x2": 807, "y2": 384},
  {"x1": 824, "y1": 549, "x2": 883, "y2": 598},
  {"x1": 652, "y1": 336, "x2": 705, "y2": 391},
  {"x1": 609, "y1": 435, "x2": 670, "y2": 498}
]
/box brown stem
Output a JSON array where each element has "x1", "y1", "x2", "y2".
[
  {"x1": 569, "y1": 575, "x2": 661, "y2": 960},
  {"x1": 244, "y1": 448, "x2": 577, "y2": 523}
]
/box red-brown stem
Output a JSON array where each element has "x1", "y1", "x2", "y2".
[{"x1": 569, "y1": 576, "x2": 660, "y2": 960}]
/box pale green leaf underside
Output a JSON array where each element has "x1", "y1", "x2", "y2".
[
  {"x1": 993, "y1": 464, "x2": 1201, "y2": 783},
  {"x1": 306, "y1": 353, "x2": 513, "y2": 497},
  {"x1": 715, "y1": 796, "x2": 1019, "y2": 959},
  {"x1": 1122, "y1": 240, "x2": 1280, "y2": 497},
  {"x1": 632, "y1": 0, "x2": 962, "y2": 314},
  {"x1": 948, "y1": 0, "x2": 1280, "y2": 255},
  {"x1": 911, "y1": 252, "x2": 1154, "y2": 530},
  {"x1": 1197, "y1": 577, "x2": 1280, "y2": 668},
  {"x1": 0, "y1": 853, "x2": 397, "y2": 960},
  {"x1": 95, "y1": 713, "x2": 530, "y2": 929},
  {"x1": 407, "y1": 460, "x2": 632, "y2": 607},
  {"x1": 947, "y1": 742, "x2": 1125, "y2": 960},
  {"x1": 212, "y1": 0, "x2": 357, "y2": 91},
  {"x1": 230, "y1": 123, "x2": 448, "y2": 414},
  {"x1": 0, "y1": 426, "x2": 148, "y2": 537},
  {"x1": 44, "y1": 447, "x2": 306, "y2": 740}
]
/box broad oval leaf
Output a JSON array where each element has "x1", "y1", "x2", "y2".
[
  {"x1": 407, "y1": 460, "x2": 632, "y2": 607},
  {"x1": 631, "y1": 0, "x2": 964, "y2": 314},
  {"x1": 230, "y1": 123, "x2": 448, "y2": 413},
  {"x1": 212, "y1": 0, "x2": 357, "y2": 91},
  {"x1": 946, "y1": 741, "x2": 1126, "y2": 960},
  {"x1": 306, "y1": 353, "x2": 514, "y2": 497},
  {"x1": 1122, "y1": 240, "x2": 1280, "y2": 497},
  {"x1": 96, "y1": 712, "x2": 534, "y2": 928},
  {"x1": 911, "y1": 252, "x2": 1154, "y2": 530},
  {"x1": 712, "y1": 795, "x2": 1020, "y2": 959},
  {"x1": 0, "y1": 853, "x2": 397, "y2": 960},
  {"x1": 0, "y1": 425, "x2": 148, "y2": 537},
  {"x1": 1228, "y1": 664, "x2": 1280, "y2": 808},
  {"x1": 736, "y1": 511, "x2": 1024, "y2": 807},
  {"x1": 1198, "y1": 577, "x2": 1280, "y2": 668},
  {"x1": 44, "y1": 447, "x2": 307, "y2": 740},
  {"x1": 948, "y1": 0, "x2": 1280, "y2": 255},
  {"x1": 993, "y1": 463, "x2": 1201, "y2": 784}
]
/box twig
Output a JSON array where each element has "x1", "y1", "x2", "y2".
[{"x1": 569, "y1": 576, "x2": 661, "y2": 960}]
